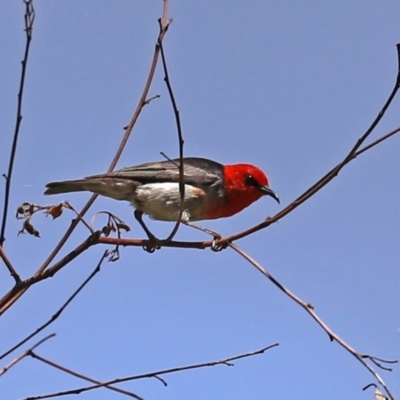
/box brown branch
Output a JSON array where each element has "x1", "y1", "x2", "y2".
[
  {"x1": 228, "y1": 242, "x2": 396, "y2": 400},
  {"x1": 21, "y1": 344, "x2": 278, "y2": 399},
  {"x1": 99, "y1": 236, "x2": 208, "y2": 249},
  {"x1": 0, "y1": 252, "x2": 106, "y2": 360},
  {"x1": 0, "y1": 0, "x2": 35, "y2": 281},
  {"x1": 0, "y1": 1, "x2": 171, "y2": 315}
]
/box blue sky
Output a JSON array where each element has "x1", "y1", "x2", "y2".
[{"x1": 1, "y1": 1, "x2": 399, "y2": 399}]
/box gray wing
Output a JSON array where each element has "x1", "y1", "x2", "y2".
[{"x1": 86, "y1": 157, "x2": 224, "y2": 186}]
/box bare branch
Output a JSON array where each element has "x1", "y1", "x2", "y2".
[{"x1": 21, "y1": 344, "x2": 278, "y2": 399}]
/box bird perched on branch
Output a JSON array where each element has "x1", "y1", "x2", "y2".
[{"x1": 44, "y1": 157, "x2": 279, "y2": 239}]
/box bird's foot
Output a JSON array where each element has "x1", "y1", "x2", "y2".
[
  {"x1": 142, "y1": 234, "x2": 161, "y2": 253},
  {"x1": 134, "y1": 210, "x2": 161, "y2": 253},
  {"x1": 182, "y1": 221, "x2": 227, "y2": 252},
  {"x1": 211, "y1": 234, "x2": 227, "y2": 252}
]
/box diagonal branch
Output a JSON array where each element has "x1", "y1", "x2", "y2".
[{"x1": 228, "y1": 242, "x2": 397, "y2": 400}]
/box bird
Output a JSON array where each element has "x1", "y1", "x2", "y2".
[{"x1": 44, "y1": 157, "x2": 279, "y2": 240}]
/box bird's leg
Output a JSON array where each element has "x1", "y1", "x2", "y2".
[
  {"x1": 134, "y1": 209, "x2": 160, "y2": 253},
  {"x1": 182, "y1": 221, "x2": 226, "y2": 252}
]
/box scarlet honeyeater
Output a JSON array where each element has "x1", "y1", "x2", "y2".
[{"x1": 45, "y1": 157, "x2": 279, "y2": 234}]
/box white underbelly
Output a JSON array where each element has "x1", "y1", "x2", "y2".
[{"x1": 131, "y1": 183, "x2": 207, "y2": 221}]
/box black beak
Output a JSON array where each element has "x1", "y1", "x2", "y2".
[{"x1": 259, "y1": 185, "x2": 280, "y2": 204}]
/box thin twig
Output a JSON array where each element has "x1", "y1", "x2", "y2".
[
  {"x1": 228, "y1": 242, "x2": 396, "y2": 400},
  {"x1": 354, "y1": 125, "x2": 400, "y2": 157},
  {"x1": 143, "y1": 94, "x2": 160, "y2": 105},
  {"x1": 0, "y1": 0, "x2": 35, "y2": 280},
  {"x1": 21, "y1": 344, "x2": 278, "y2": 399},
  {"x1": 62, "y1": 202, "x2": 94, "y2": 233},
  {"x1": 0, "y1": 334, "x2": 54, "y2": 377},
  {"x1": 158, "y1": 30, "x2": 186, "y2": 243}
]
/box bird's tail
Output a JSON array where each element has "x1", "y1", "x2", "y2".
[
  {"x1": 44, "y1": 177, "x2": 139, "y2": 201},
  {"x1": 44, "y1": 180, "x2": 89, "y2": 195}
]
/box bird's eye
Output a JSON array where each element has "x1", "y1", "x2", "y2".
[{"x1": 245, "y1": 174, "x2": 258, "y2": 187}]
